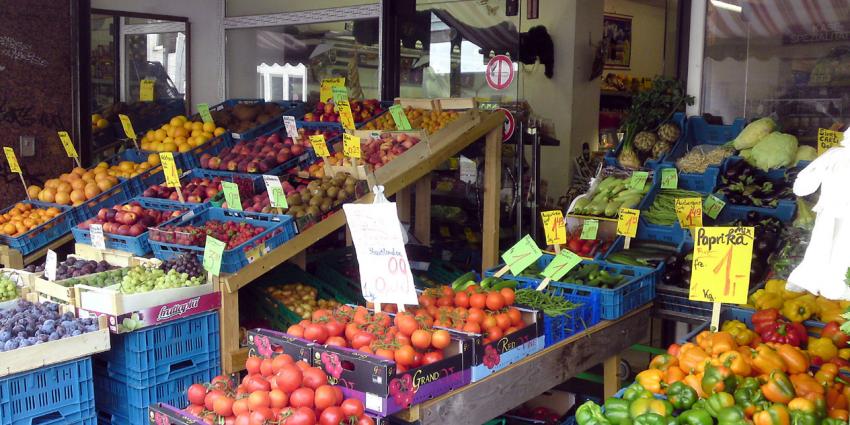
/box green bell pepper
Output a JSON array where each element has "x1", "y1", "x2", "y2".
[
  {"x1": 701, "y1": 364, "x2": 737, "y2": 395},
  {"x1": 677, "y1": 409, "x2": 713, "y2": 425},
  {"x1": 734, "y1": 386, "x2": 768, "y2": 415},
  {"x1": 623, "y1": 382, "x2": 654, "y2": 402},
  {"x1": 633, "y1": 413, "x2": 667, "y2": 425},
  {"x1": 738, "y1": 376, "x2": 761, "y2": 392},
  {"x1": 790, "y1": 411, "x2": 819, "y2": 425},
  {"x1": 822, "y1": 418, "x2": 848, "y2": 425},
  {"x1": 603, "y1": 398, "x2": 631, "y2": 425},
  {"x1": 576, "y1": 401, "x2": 612, "y2": 425},
  {"x1": 705, "y1": 392, "x2": 735, "y2": 418},
  {"x1": 667, "y1": 382, "x2": 697, "y2": 410},
  {"x1": 716, "y1": 406, "x2": 746, "y2": 425},
  {"x1": 629, "y1": 398, "x2": 671, "y2": 419}
]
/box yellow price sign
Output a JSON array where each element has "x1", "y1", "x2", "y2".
[
  {"x1": 4, "y1": 147, "x2": 21, "y2": 174},
  {"x1": 616, "y1": 208, "x2": 640, "y2": 238},
  {"x1": 675, "y1": 198, "x2": 703, "y2": 229},
  {"x1": 309, "y1": 135, "x2": 330, "y2": 157},
  {"x1": 57, "y1": 131, "x2": 79, "y2": 159},
  {"x1": 118, "y1": 114, "x2": 137, "y2": 141},
  {"x1": 689, "y1": 226, "x2": 754, "y2": 304},
  {"x1": 159, "y1": 152, "x2": 181, "y2": 188},
  {"x1": 343, "y1": 133, "x2": 361, "y2": 158},
  {"x1": 540, "y1": 210, "x2": 566, "y2": 245},
  {"x1": 337, "y1": 100, "x2": 356, "y2": 130},
  {"x1": 320, "y1": 77, "x2": 345, "y2": 103},
  {"x1": 818, "y1": 128, "x2": 843, "y2": 156},
  {"x1": 140, "y1": 79, "x2": 155, "y2": 101}
]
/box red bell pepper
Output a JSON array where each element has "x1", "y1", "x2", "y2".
[
  {"x1": 752, "y1": 308, "x2": 781, "y2": 334},
  {"x1": 759, "y1": 319, "x2": 808, "y2": 347},
  {"x1": 822, "y1": 321, "x2": 849, "y2": 348}
]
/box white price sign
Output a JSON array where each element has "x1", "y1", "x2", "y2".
[
  {"x1": 90, "y1": 224, "x2": 106, "y2": 250},
  {"x1": 262, "y1": 175, "x2": 288, "y2": 209},
  {"x1": 342, "y1": 202, "x2": 419, "y2": 305},
  {"x1": 282, "y1": 116, "x2": 298, "y2": 139},
  {"x1": 45, "y1": 249, "x2": 57, "y2": 281}
]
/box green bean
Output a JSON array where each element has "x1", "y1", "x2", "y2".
[{"x1": 515, "y1": 289, "x2": 582, "y2": 317}]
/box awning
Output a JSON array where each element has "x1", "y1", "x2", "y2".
[{"x1": 708, "y1": 0, "x2": 850, "y2": 40}]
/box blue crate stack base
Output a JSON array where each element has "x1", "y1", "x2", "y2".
[{"x1": 0, "y1": 357, "x2": 97, "y2": 425}]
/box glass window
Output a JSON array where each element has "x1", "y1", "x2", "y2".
[
  {"x1": 123, "y1": 29, "x2": 187, "y2": 101},
  {"x1": 91, "y1": 14, "x2": 117, "y2": 112}
]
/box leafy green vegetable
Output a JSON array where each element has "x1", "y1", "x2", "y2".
[
  {"x1": 619, "y1": 76, "x2": 694, "y2": 147},
  {"x1": 733, "y1": 117, "x2": 776, "y2": 150},
  {"x1": 748, "y1": 132, "x2": 798, "y2": 171},
  {"x1": 795, "y1": 145, "x2": 817, "y2": 164}
]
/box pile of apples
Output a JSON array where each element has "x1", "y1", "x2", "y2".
[
  {"x1": 78, "y1": 202, "x2": 184, "y2": 237},
  {"x1": 142, "y1": 176, "x2": 223, "y2": 204},
  {"x1": 199, "y1": 133, "x2": 305, "y2": 174},
  {"x1": 361, "y1": 133, "x2": 421, "y2": 170},
  {"x1": 302, "y1": 99, "x2": 383, "y2": 124}
]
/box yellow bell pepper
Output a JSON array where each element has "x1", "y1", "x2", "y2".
[
  {"x1": 750, "y1": 289, "x2": 784, "y2": 310},
  {"x1": 783, "y1": 298, "x2": 816, "y2": 323},
  {"x1": 765, "y1": 279, "x2": 786, "y2": 293},
  {"x1": 798, "y1": 294, "x2": 822, "y2": 314},
  {"x1": 816, "y1": 297, "x2": 841, "y2": 313},
  {"x1": 721, "y1": 320, "x2": 756, "y2": 346},
  {"x1": 839, "y1": 348, "x2": 850, "y2": 361},
  {"x1": 809, "y1": 337, "x2": 839, "y2": 361},
  {"x1": 820, "y1": 307, "x2": 847, "y2": 324}
]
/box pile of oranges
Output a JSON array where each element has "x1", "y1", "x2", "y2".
[
  {"x1": 27, "y1": 166, "x2": 122, "y2": 206},
  {"x1": 140, "y1": 115, "x2": 226, "y2": 153},
  {"x1": 0, "y1": 203, "x2": 64, "y2": 237},
  {"x1": 97, "y1": 153, "x2": 161, "y2": 179},
  {"x1": 360, "y1": 106, "x2": 460, "y2": 134}
]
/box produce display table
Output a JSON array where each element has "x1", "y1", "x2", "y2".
[
  {"x1": 217, "y1": 111, "x2": 506, "y2": 373},
  {"x1": 394, "y1": 305, "x2": 652, "y2": 425},
  {"x1": 0, "y1": 232, "x2": 74, "y2": 268}
]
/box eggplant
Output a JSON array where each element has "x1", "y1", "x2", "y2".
[
  {"x1": 680, "y1": 261, "x2": 692, "y2": 276},
  {"x1": 661, "y1": 271, "x2": 681, "y2": 286}
]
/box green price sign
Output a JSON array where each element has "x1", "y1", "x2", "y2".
[
  {"x1": 203, "y1": 236, "x2": 226, "y2": 276},
  {"x1": 540, "y1": 249, "x2": 582, "y2": 281},
  {"x1": 629, "y1": 171, "x2": 649, "y2": 190},
  {"x1": 389, "y1": 105, "x2": 412, "y2": 130},
  {"x1": 661, "y1": 168, "x2": 678, "y2": 189},
  {"x1": 500, "y1": 234, "x2": 543, "y2": 276},
  {"x1": 703, "y1": 195, "x2": 726, "y2": 219},
  {"x1": 221, "y1": 181, "x2": 243, "y2": 211},
  {"x1": 580, "y1": 219, "x2": 599, "y2": 240}
]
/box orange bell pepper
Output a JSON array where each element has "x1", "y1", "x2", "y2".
[
  {"x1": 753, "y1": 403, "x2": 791, "y2": 425},
  {"x1": 678, "y1": 344, "x2": 709, "y2": 373},
  {"x1": 695, "y1": 331, "x2": 713, "y2": 351},
  {"x1": 790, "y1": 373, "x2": 825, "y2": 397},
  {"x1": 636, "y1": 368, "x2": 665, "y2": 394},
  {"x1": 667, "y1": 343, "x2": 681, "y2": 356},
  {"x1": 828, "y1": 408, "x2": 849, "y2": 420},
  {"x1": 762, "y1": 370, "x2": 796, "y2": 404},
  {"x1": 664, "y1": 366, "x2": 686, "y2": 385},
  {"x1": 714, "y1": 350, "x2": 752, "y2": 377},
  {"x1": 816, "y1": 363, "x2": 841, "y2": 386},
  {"x1": 753, "y1": 344, "x2": 788, "y2": 375},
  {"x1": 827, "y1": 385, "x2": 848, "y2": 410},
  {"x1": 683, "y1": 373, "x2": 706, "y2": 399},
  {"x1": 709, "y1": 331, "x2": 738, "y2": 355},
  {"x1": 648, "y1": 353, "x2": 678, "y2": 371},
  {"x1": 776, "y1": 344, "x2": 810, "y2": 374},
  {"x1": 788, "y1": 397, "x2": 817, "y2": 413}
]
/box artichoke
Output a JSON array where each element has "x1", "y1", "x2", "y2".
[
  {"x1": 657, "y1": 122, "x2": 681, "y2": 143},
  {"x1": 652, "y1": 140, "x2": 672, "y2": 159},
  {"x1": 634, "y1": 131, "x2": 657, "y2": 152}
]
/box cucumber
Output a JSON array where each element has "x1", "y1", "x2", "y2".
[
  {"x1": 606, "y1": 252, "x2": 645, "y2": 267},
  {"x1": 604, "y1": 200, "x2": 622, "y2": 217},
  {"x1": 450, "y1": 271, "x2": 477, "y2": 290},
  {"x1": 572, "y1": 197, "x2": 591, "y2": 214}
]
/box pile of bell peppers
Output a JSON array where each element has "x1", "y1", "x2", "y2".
[{"x1": 747, "y1": 279, "x2": 850, "y2": 324}]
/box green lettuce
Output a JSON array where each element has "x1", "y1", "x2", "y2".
[
  {"x1": 733, "y1": 117, "x2": 776, "y2": 150},
  {"x1": 749, "y1": 132, "x2": 798, "y2": 171}
]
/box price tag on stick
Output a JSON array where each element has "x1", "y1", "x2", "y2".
[
  {"x1": 139, "y1": 79, "x2": 155, "y2": 101},
  {"x1": 282, "y1": 116, "x2": 298, "y2": 139},
  {"x1": 616, "y1": 208, "x2": 640, "y2": 238},
  {"x1": 203, "y1": 236, "x2": 226, "y2": 276},
  {"x1": 331, "y1": 86, "x2": 349, "y2": 104},
  {"x1": 629, "y1": 171, "x2": 649, "y2": 190},
  {"x1": 4, "y1": 147, "x2": 28, "y2": 199},
  {"x1": 496, "y1": 234, "x2": 543, "y2": 277},
  {"x1": 309, "y1": 135, "x2": 330, "y2": 157},
  {"x1": 197, "y1": 103, "x2": 214, "y2": 125},
  {"x1": 57, "y1": 131, "x2": 81, "y2": 167},
  {"x1": 389, "y1": 105, "x2": 412, "y2": 130},
  {"x1": 703, "y1": 195, "x2": 726, "y2": 220},
  {"x1": 320, "y1": 77, "x2": 345, "y2": 103},
  {"x1": 343, "y1": 133, "x2": 361, "y2": 159},
  {"x1": 540, "y1": 210, "x2": 567, "y2": 248},
  {"x1": 660, "y1": 168, "x2": 678, "y2": 189},
  {"x1": 90, "y1": 224, "x2": 106, "y2": 250},
  {"x1": 536, "y1": 249, "x2": 582, "y2": 290},
  {"x1": 159, "y1": 152, "x2": 184, "y2": 202},
  {"x1": 337, "y1": 100, "x2": 356, "y2": 130},
  {"x1": 580, "y1": 219, "x2": 599, "y2": 240},
  {"x1": 675, "y1": 198, "x2": 703, "y2": 228},
  {"x1": 221, "y1": 181, "x2": 243, "y2": 211},
  {"x1": 118, "y1": 114, "x2": 139, "y2": 149},
  {"x1": 45, "y1": 249, "x2": 57, "y2": 282},
  {"x1": 262, "y1": 175, "x2": 288, "y2": 209}
]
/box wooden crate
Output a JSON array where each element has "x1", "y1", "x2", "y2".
[
  {"x1": 74, "y1": 281, "x2": 216, "y2": 316},
  {"x1": 0, "y1": 267, "x2": 42, "y2": 288},
  {"x1": 393, "y1": 97, "x2": 476, "y2": 111},
  {"x1": 74, "y1": 243, "x2": 158, "y2": 267}
]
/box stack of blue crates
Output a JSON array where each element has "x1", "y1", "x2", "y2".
[
  {"x1": 0, "y1": 357, "x2": 96, "y2": 424},
  {"x1": 92, "y1": 311, "x2": 221, "y2": 425}
]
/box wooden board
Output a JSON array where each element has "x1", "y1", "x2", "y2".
[
  {"x1": 74, "y1": 243, "x2": 155, "y2": 267},
  {"x1": 393, "y1": 306, "x2": 651, "y2": 424},
  {"x1": 0, "y1": 233, "x2": 75, "y2": 269}
]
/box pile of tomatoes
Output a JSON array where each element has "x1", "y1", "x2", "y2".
[
  {"x1": 413, "y1": 285, "x2": 526, "y2": 344},
  {"x1": 286, "y1": 305, "x2": 453, "y2": 372},
  {"x1": 183, "y1": 354, "x2": 374, "y2": 425}
]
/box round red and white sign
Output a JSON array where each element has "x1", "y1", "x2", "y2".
[
  {"x1": 498, "y1": 108, "x2": 515, "y2": 141},
  {"x1": 486, "y1": 55, "x2": 515, "y2": 90}
]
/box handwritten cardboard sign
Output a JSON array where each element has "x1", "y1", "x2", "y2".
[{"x1": 689, "y1": 226, "x2": 754, "y2": 304}]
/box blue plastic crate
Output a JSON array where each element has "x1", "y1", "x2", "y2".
[
  {"x1": 71, "y1": 197, "x2": 197, "y2": 255},
  {"x1": 72, "y1": 178, "x2": 134, "y2": 224},
  {"x1": 540, "y1": 291, "x2": 601, "y2": 347},
  {"x1": 207, "y1": 99, "x2": 305, "y2": 141},
  {"x1": 486, "y1": 257, "x2": 657, "y2": 320},
  {"x1": 177, "y1": 132, "x2": 236, "y2": 171},
  {"x1": 661, "y1": 116, "x2": 745, "y2": 192},
  {"x1": 149, "y1": 208, "x2": 296, "y2": 274},
  {"x1": 0, "y1": 201, "x2": 77, "y2": 256},
  {"x1": 604, "y1": 113, "x2": 686, "y2": 169},
  {"x1": 130, "y1": 168, "x2": 265, "y2": 208},
  {"x1": 95, "y1": 311, "x2": 220, "y2": 383},
  {"x1": 0, "y1": 357, "x2": 95, "y2": 425}
]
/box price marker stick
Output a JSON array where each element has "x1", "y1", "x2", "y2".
[
  {"x1": 159, "y1": 152, "x2": 184, "y2": 203},
  {"x1": 710, "y1": 302, "x2": 722, "y2": 332},
  {"x1": 118, "y1": 114, "x2": 139, "y2": 149},
  {"x1": 536, "y1": 249, "x2": 582, "y2": 291},
  {"x1": 3, "y1": 147, "x2": 28, "y2": 199},
  {"x1": 57, "y1": 131, "x2": 81, "y2": 167},
  {"x1": 496, "y1": 234, "x2": 543, "y2": 277}
]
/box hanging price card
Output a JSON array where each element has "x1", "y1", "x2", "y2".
[
  {"x1": 282, "y1": 116, "x2": 298, "y2": 139},
  {"x1": 337, "y1": 100, "x2": 356, "y2": 130},
  {"x1": 4, "y1": 147, "x2": 20, "y2": 173},
  {"x1": 675, "y1": 198, "x2": 703, "y2": 228},
  {"x1": 221, "y1": 181, "x2": 243, "y2": 211},
  {"x1": 57, "y1": 131, "x2": 79, "y2": 159},
  {"x1": 580, "y1": 219, "x2": 599, "y2": 240},
  {"x1": 139, "y1": 79, "x2": 155, "y2": 101},
  {"x1": 499, "y1": 234, "x2": 543, "y2": 276},
  {"x1": 616, "y1": 208, "x2": 640, "y2": 238},
  {"x1": 118, "y1": 114, "x2": 137, "y2": 141},
  {"x1": 45, "y1": 249, "x2": 57, "y2": 282},
  {"x1": 539, "y1": 249, "x2": 582, "y2": 284},
  {"x1": 689, "y1": 226, "x2": 754, "y2": 304},
  {"x1": 332, "y1": 86, "x2": 349, "y2": 104},
  {"x1": 320, "y1": 77, "x2": 345, "y2": 103},
  {"x1": 159, "y1": 152, "x2": 181, "y2": 188},
  {"x1": 660, "y1": 168, "x2": 678, "y2": 189},
  {"x1": 389, "y1": 105, "x2": 412, "y2": 130},
  {"x1": 703, "y1": 195, "x2": 726, "y2": 219},
  {"x1": 629, "y1": 171, "x2": 649, "y2": 190},
  {"x1": 203, "y1": 236, "x2": 226, "y2": 276},
  {"x1": 90, "y1": 224, "x2": 106, "y2": 250},
  {"x1": 818, "y1": 128, "x2": 843, "y2": 156},
  {"x1": 343, "y1": 133, "x2": 361, "y2": 158},
  {"x1": 309, "y1": 135, "x2": 330, "y2": 157},
  {"x1": 197, "y1": 103, "x2": 214, "y2": 124},
  {"x1": 540, "y1": 210, "x2": 567, "y2": 245},
  {"x1": 459, "y1": 155, "x2": 476, "y2": 184},
  {"x1": 262, "y1": 175, "x2": 288, "y2": 209}
]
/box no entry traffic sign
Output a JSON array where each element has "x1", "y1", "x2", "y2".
[
  {"x1": 486, "y1": 55, "x2": 515, "y2": 90},
  {"x1": 499, "y1": 108, "x2": 515, "y2": 141}
]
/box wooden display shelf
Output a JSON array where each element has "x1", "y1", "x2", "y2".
[
  {"x1": 218, "y1": 111, "x2": 505, "y2": 373},
  {"x1": 393, "y1": 306, "x2": 652, "y2": 425},
  {"x1": 0, "y1": 232, "x2": 75, "y2": 269}
]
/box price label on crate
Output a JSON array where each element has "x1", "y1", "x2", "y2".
[
  {"x1": 580, "y1": 219, "x2": 599, "y2": 240},
  {"x1": 197, "y1": 103, "x2": 214, "y2": 125},
  {"x1": 703, "y1": 194, "x2": 726, "y2": 220},
  {"x1": 203, "y1": 235, "x2": 226, "y2": 276},
  {"x1": 332, "y1": 86, "x2": 349, "y2": 104},
  {"x1": 159, "y1": 152, "x2": 181, "y2": 188},
  {"x1": 4, "y1": 147, "x2": 21, "y2": 174},
  {"x1": 389, "y1": 105, "x2": 412, "y2": 131},
  {"x1": 343, "y1": 202, "x2": 419, "y2": 305},
  {"x1": 309, "y1": 135, "x2": 330, "y2": 157},
  {"x1": 675, "y1": 198, "x2": 703, "y2": 228},
  {"x1": 90, "y1": 224, "x2": 106, "y2": 250},
  {"x1": 139, "y1": 79, "x2": 155, "y2": 101},
  {"x1": 221, "y1": 181, "x2": 243, "y2": 211},
  {"x1": 629, "y1": 171, "x2": 649, "y2": 190},
  {"x1": 45, "y1": 249, "x2": 57, "y2": 282},
  {"x1": 459, "y1": 155, "x2": 476, "y2": 184},
  {"x1": 246, "y1": 242, "x2": 266, "y2": 263},
  {"x1": 343, "y1": 133, "x2": 361, "y2": 158},
  {"x1": 540, "y1": 210, "x2": 566, "y2": 245},
  {"x1": 282, "y1": 116, "x2": 298, "y2": 139},
  {"x1": 660, "y1": 168, "x2": 678, "y2": 189},
  {"x1": 337, "y1": 100, "x2": 356, "y2": 130},
  {"x1": 57, "y1": 131, "x2": 78, "y2": 159},
  {"x1": 540, "y1": 249, "x2": 582, "y2": 281},
  {"x1": 118, "y1": 114, "x2": 137, "y2": 141},
  {"x1": 818, "y1": 128, "x2": 843, "y2": 156},
  {"x1": 689, "y1": 226, "x2": 754, "y2": 304},
  {"x1": 500, "y1": 234, "x2": 543, "y2": 276},
  {"x1": 616, "y1": 208, "x2": 640, "y2": 238},
  {"x1": 320, "y1": 77, "x2": 345, "y2": 103},
  {"x1": 262, "y1": 175, "x2": 288, "y2": 209}
]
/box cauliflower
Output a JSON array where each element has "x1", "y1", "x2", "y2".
[
  {"x1": 733, "y1": 117, "x2": 776, "y2": 150},
  {"x1": 749, "y1": 132, "x2": 799, "y2": 171}
]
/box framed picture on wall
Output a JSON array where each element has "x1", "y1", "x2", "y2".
[{"x1": 603, "y1": 14, "x2": 632, "y2": 69}]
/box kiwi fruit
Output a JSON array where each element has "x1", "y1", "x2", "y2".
[
  {"x1": 310, "y1": 188, "x2": 326, "y2": 198},
  {"x1": 306, "y1": 206, "x2": 320, "y2": 216},
  {"x1": 337, "y1": 188, "x2": 349, "y2": 201},
  {"x1": 320, "y1": 199, "x2": 332, "y2": 213},
  {"x1": 288, "y1": 193, "x2": 303, "y2": 206},
  {"x1": 309, "y1": 196, "x2": 322, "y2": 207},
  {"x1": 326, "y1": 187, "x2": 340, "y2": 199}
]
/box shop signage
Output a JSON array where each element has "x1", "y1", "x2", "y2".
[
  {"x1": 499, "y1": 108, "x2": 515, "y2": 141},
  {"x1": 689, "y1": 226, "x2": 754, "y2": 305},
  {"x1": 486, "y1": 55, "x2": 515, "y2": 90}
]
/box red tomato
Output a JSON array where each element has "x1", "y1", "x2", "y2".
[
  {"x1": 289, "y1": 387, "x2": 315, "y2": 409},
  {"x1": 246, "y1": 376, "x2": 271, "y2": 392},
  {"x1": 332, "y1": 386, "x2": 344, "y2": 405},
  {"x1": 436, "y1": 296, "x2": 453, "y2": 307},
  {"x1": 482, "y1": 315, "x2": 497, "y2": 330},
  {"x1": 485, "y1": 292, "x2": 505, "y2": 310},
  {"x1": 350, "y1": 331, "x2": 375, "y2": 349},
  {"x1": 486, "y1": 326, "x2": 504, "y2": 341},
  {"x1": 454, "y1": 291, "x2": 470, "y2": 308},
  {"x1": 295, "y1": 360, "x2": 311, "y2": 371},
  {"x1": 500, "y1": 288, "x2": 515, "y2": 306},
  {"x1": 395, "y1": 345, "x2": 416, "y2": 366},
  {"x1": 374, "y1": 348, "x2": 395, "y2": 360},
  {"x1": 213, "y1": 396, "x2": 235, "y2": 417},
  {"x1": 285, "y1": 406, "x2": 317, "y2": 425},
  {"x1": 232, "y1": 398, "x2": 250, "y2": 416},
  {"x1": 324, "y1": 320, "x2": 345, "y2": 337},
  {"x1": 302, "y1": 367, "x2": 328, "y2": 389},
  {"x1": 507, "y1": 308, "x2": 523, "y2": 326},
  {"x1": 314, "y1": 385, "x2": 338, "y2": 410},
  {"x1": 287, "y1": 324, "x2": 305, "y2": 338},
  {"x1": 211, "y1": 375, "x2": 231, "y2": 390},
  {"x1": 260, "y1": 358, "x2": 275, "y2": 376},
  {"x1": 205, "y1": 389, "x2": 225, "y2": 411},
  {"x1": 411, "y1": 329, "x2": 432, "y2": 350},
  {"x1": 249, "y1": 408, "x2": 273, "y2": 425},
  {"x1": 274, "y1": 365, "x2": 303, "y2": 393},
  {"x1": 271, "y1": 354, "x2": 294, "y2": 372},
  {"x1": 357, "y1": 416, "x2": 375, "y2": 425},
  {"x1": 414, "y1": 311, "x2": 434, "y2": 327},
  {"x1": 395, "y1": 314, "x2": 419, "y2": 337},
  {"x1": 234, "y1": 414, "x2": 250, "y2": 425},
  {"x1": 304, "y1": 324, "x2": 329, "y2": 343},
  {"x1": 462, "y1": 322, "x2": 481, "y2": 334},
  {"x1": 340, "y1": 399, "x2": 365, "y2": 418},
  {"x1": 422, "y1": 351, "x2": 444, "y2": 365},
  {"x1": 269, "y1": 389, "x2": 288, "y2": 409},
  {"x1": 344, "y1": 323, "x2": 359, "y2": 341},
  {"x1": 319, "y1": 406, "x2": 345, "y2": 425},
  {"x1": 495, "y1": 313, "x2": 511, "y2": 330},
  {"x1": 469, "y1": 293, "x2": 487, "y2": 309},
  {"x1": 419, "y1": 294, "x2": 435, "y2": 308},
  {"x1": 312, "y1": 309, "x2": 332, "y2": 321},
  {"x1": 186, "y1": 404, "x2": 204, "y2": 417},
  {"x1": 431, "y1": 329, "x2": 451, "y2": 349},
  {"x1": 325, "y1": 336, "x2": 347, "y2": 347},
  {"x1": 467, "y1": 308, "x2": 485, "y2": 324},
  {"x1": 246, "y1": 356, "x2": 262, "y2": 375},
  {"x1": 248, "y1": 390, "x2": 271, "y2": 410},
  {"x1": 188, "y1": 384, "x2": 207, "y2": 406}
]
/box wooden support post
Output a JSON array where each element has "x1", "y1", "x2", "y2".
[
  {"x1": 414, "y1": 174, "x2": 431, "y2": 246},
  {"x1": 603, "y1": 355, "x2": 621, "y2": 399},
  {"x1": 396, "y1": 187, "x2": 412, "y2": 224},
  {"x1": 220, "y1": 277, "x2": 241, "y2": 374},
  {"x1": 481, "y1": 126, "x2": 502, "y2": 271}
]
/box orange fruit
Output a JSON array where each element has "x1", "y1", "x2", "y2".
[
  {"x1": 214, "y1": 128, "x2": 226, "y2": 136},
  {"x1": 44, "y1": 179, "x2": 60, "y2": 189},
  {"x1": 54, "y1": 192, "x2": 70, "y2": 205},
  {"x1": 27, "y1": 185, "x2": 41, "y2": 199},
  {"x1": 39, "y1": 188, "x2": 56, "y2": 203},
  {"x1": 147, "y1": 153, "x2": 160, "y2": 165},
  {"x1": 70, "y1": 179, "x2": 86, "y2": 191},
  {"x1": 72, "y1": 166, "x2": 87, "y2": 176},
  {"x1": 2, "y1": 223, "x2": 15, "y2": 235},
  {"x1": 84, "y1": 183, "x2": 101, "y2": 199},
  {"x1": 69, "y1": 190, "x2": 85, "y2": 204}
]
